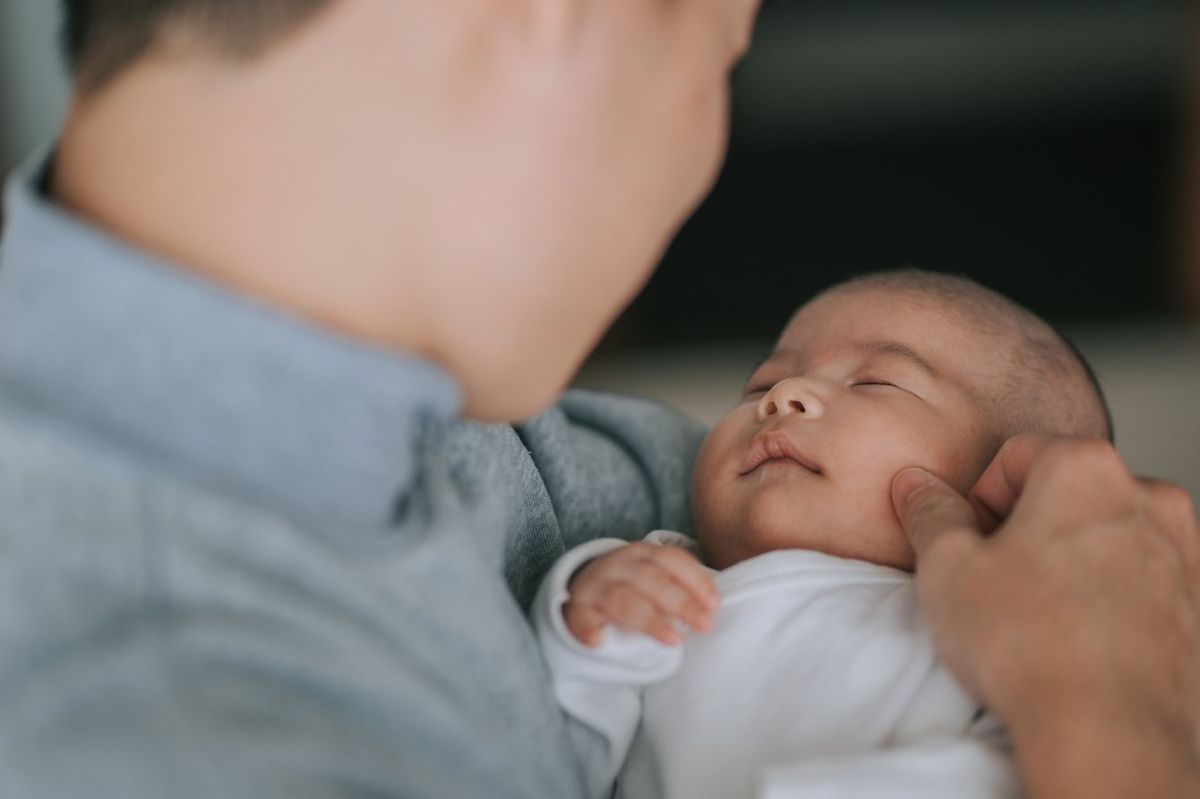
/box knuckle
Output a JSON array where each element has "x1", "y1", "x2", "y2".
[
  {"x1": 1068, "y1": 438, "x2": 1125, "y2": 475},
  {"x1": 655, "y1": 545, "x2": 698, "y2": 569},
  {"x1": 1002, "y1": 432, "x2": 1043, "y2": 454},
  {"x1": 1000, "y1": 432, "x2": 1058, "y2": 463},
  {"x1": 1150, "y1": 482, "x2": 1196, "y2": 522},
  {"x1": 572, "y1": 557, "x2": 615, "y2": 589},
  {"x1": 596, "y1": 585, "x2": 631, "y2": 615},
  {"x1": 610, "y1": 587, "x2": 650, "y2": 622},
  {"x1": 567, "y1": 573, "x2": 598, "y2": 600},
  {"x1": 631, "y1": 563, "x2": 673, "y2": 596},
  {"x1": 657, "y1": 584, "x2": 689, "y2": 611},
  {"x1": 622, "y1": 542, "x2": 654, "y2": 561},
  {"x1": 1041, "y1": 438, "x2": 1130, "y2": 491},
  {"x1": 626, "y1": 558, "x2": 658, "y2": 582}
]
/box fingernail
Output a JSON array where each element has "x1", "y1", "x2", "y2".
[{"x1": 893, "y1": 468, "x2": 932, "y2": 506}]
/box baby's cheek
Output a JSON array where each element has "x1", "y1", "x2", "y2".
[
  {"x1": 691, "y1": 435, "x2": 729, "y2": 502},
  {"x1": 839, "y1": 443, "x2": 928, "y2": 563},
  {"x1": 830, "y1": 475, "x2": 916, "y2": 569},
  {"x1": 916, "y1": 434, "x2": 989, "y2": 496},
  {"x1": 690, "y1": 426, "x2": 743, "y2": 540}
]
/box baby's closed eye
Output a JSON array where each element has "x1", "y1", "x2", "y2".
[{"x1": 850, "y1": 378, "x2": 924, "y2": 400}]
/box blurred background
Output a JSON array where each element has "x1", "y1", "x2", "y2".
[{"x1": 2, "y1": 1, "x2": 1198, "y2": 499}]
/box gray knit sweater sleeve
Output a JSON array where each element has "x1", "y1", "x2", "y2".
[{"x1": 433, "y1": 389, "x2": 707, "y2": 611}]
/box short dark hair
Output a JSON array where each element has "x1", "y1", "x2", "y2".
[{"x1": 61, "y1": 0, "x2": 333, "y2": 93}]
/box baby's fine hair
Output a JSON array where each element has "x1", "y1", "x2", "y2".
[{"x1": 822, "y1": 269, "x2": 1114, "y2": 444}]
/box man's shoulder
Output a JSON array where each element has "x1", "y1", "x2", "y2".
[
  {"x1": 0, "y1": 399, "x2": 284, "y2": 598},
  {"x1": 0, "y1": 398, "x2": 163, "y2": 528},
  {"x1": 0, "y1": 402, "x2": 584, "y2": 799}
]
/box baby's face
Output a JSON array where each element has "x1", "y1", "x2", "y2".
[{"x1": 692, "y1": 287, "x2": 1005, "y2": 570}]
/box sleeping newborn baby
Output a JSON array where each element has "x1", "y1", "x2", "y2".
[{"x1": 534, "y1": 269, "x2": 1111, "y2": 799}]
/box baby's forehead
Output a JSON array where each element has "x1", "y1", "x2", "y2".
[
  {"x1": 775, "y1": 286, "x2": 993, "y2": 357},
  {"x1": 761, "y1": 276, "x2": 1110, "y2": 441}
]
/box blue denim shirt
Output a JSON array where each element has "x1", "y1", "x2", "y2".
[{"x1": 0, "y1": 152, "x2": 705, "y2": 798}]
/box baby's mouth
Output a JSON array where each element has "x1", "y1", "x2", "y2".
[{"x1": 738, "y1": 431, "x2": 823, "y2": 476}]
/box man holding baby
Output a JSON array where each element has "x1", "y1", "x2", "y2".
[{"x1": 0, "y1": 1, "x2": 1195, "y2": 797}]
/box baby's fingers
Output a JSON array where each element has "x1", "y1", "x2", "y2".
[
  {"x1": 597, "y1": 583, "x2": 684, "y2": 645},
  {"x1": 563, "y1": 601, "x2": 610, "y2": 648},
  {"x1": 643, "y1": 545, "x2": 721, "y2": 612},
  {"x1": 618, "y1": 556, "x2": 716, "y2": 633}
]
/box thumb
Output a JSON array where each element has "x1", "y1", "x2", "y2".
[{"x1": 892, "y1": 468, "x2": 983, "y2": 565}]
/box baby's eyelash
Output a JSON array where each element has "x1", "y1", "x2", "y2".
[{"x1": 851, "y1": 379, "x2": 897, "y2": 388}]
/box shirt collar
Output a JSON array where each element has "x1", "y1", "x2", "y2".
[{"x1": 0, "y1": 149, "x2": 461, "y2": 527}]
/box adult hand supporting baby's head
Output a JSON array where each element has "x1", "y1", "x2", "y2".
[{"x1": 891, "y1": 434, "x2": 1200, "y2": 798}]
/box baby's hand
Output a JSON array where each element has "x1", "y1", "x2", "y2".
[{"x1": 564, "y1": 542, "x2": 720, "y2": 647}]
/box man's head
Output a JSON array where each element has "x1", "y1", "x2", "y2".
[
  {"x1": 56, "y1": 0, "x2": 763, "y2": 422},
  {"x1": 691, "y1": 269, "x2": 1111, "y2": 571}
]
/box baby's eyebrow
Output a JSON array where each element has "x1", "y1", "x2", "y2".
[{"x1": 856, "y1": 340, "x2": 940, "y2": 377}]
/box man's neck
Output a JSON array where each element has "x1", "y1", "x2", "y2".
[{"x1": 52, "y1": 11, "x2": 440, "y2": 357}]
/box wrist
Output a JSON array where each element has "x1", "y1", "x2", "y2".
[{"x1": 1005, "y1": 687, "x2": 1200, "y2": 798}]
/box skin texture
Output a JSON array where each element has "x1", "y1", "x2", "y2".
[
  {"x1": 566, "y1": 542, "x2": 718, "y2": 647},
  {"x1": 566, "y1": 283, "x2": 1057, "y2": 641},
  {"x1": 693, "y1": 286, "x2": 1009, "y2": 571}
]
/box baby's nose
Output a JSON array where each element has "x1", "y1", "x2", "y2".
[{"x1": 757, "y1": 378, "x2": 825, "y2": 422}]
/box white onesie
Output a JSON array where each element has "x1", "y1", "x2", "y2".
[{"x1": 533, "y1": 531, "x2": 1021, "y2": 799}]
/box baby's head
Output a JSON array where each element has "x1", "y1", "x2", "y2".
[{"x1": 691, "y1": 269, "x2": 1111, "y2": 571}]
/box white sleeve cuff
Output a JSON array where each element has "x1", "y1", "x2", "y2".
[{"x1": 534, "y1": 537, "x2": 684, "y2": 686}]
